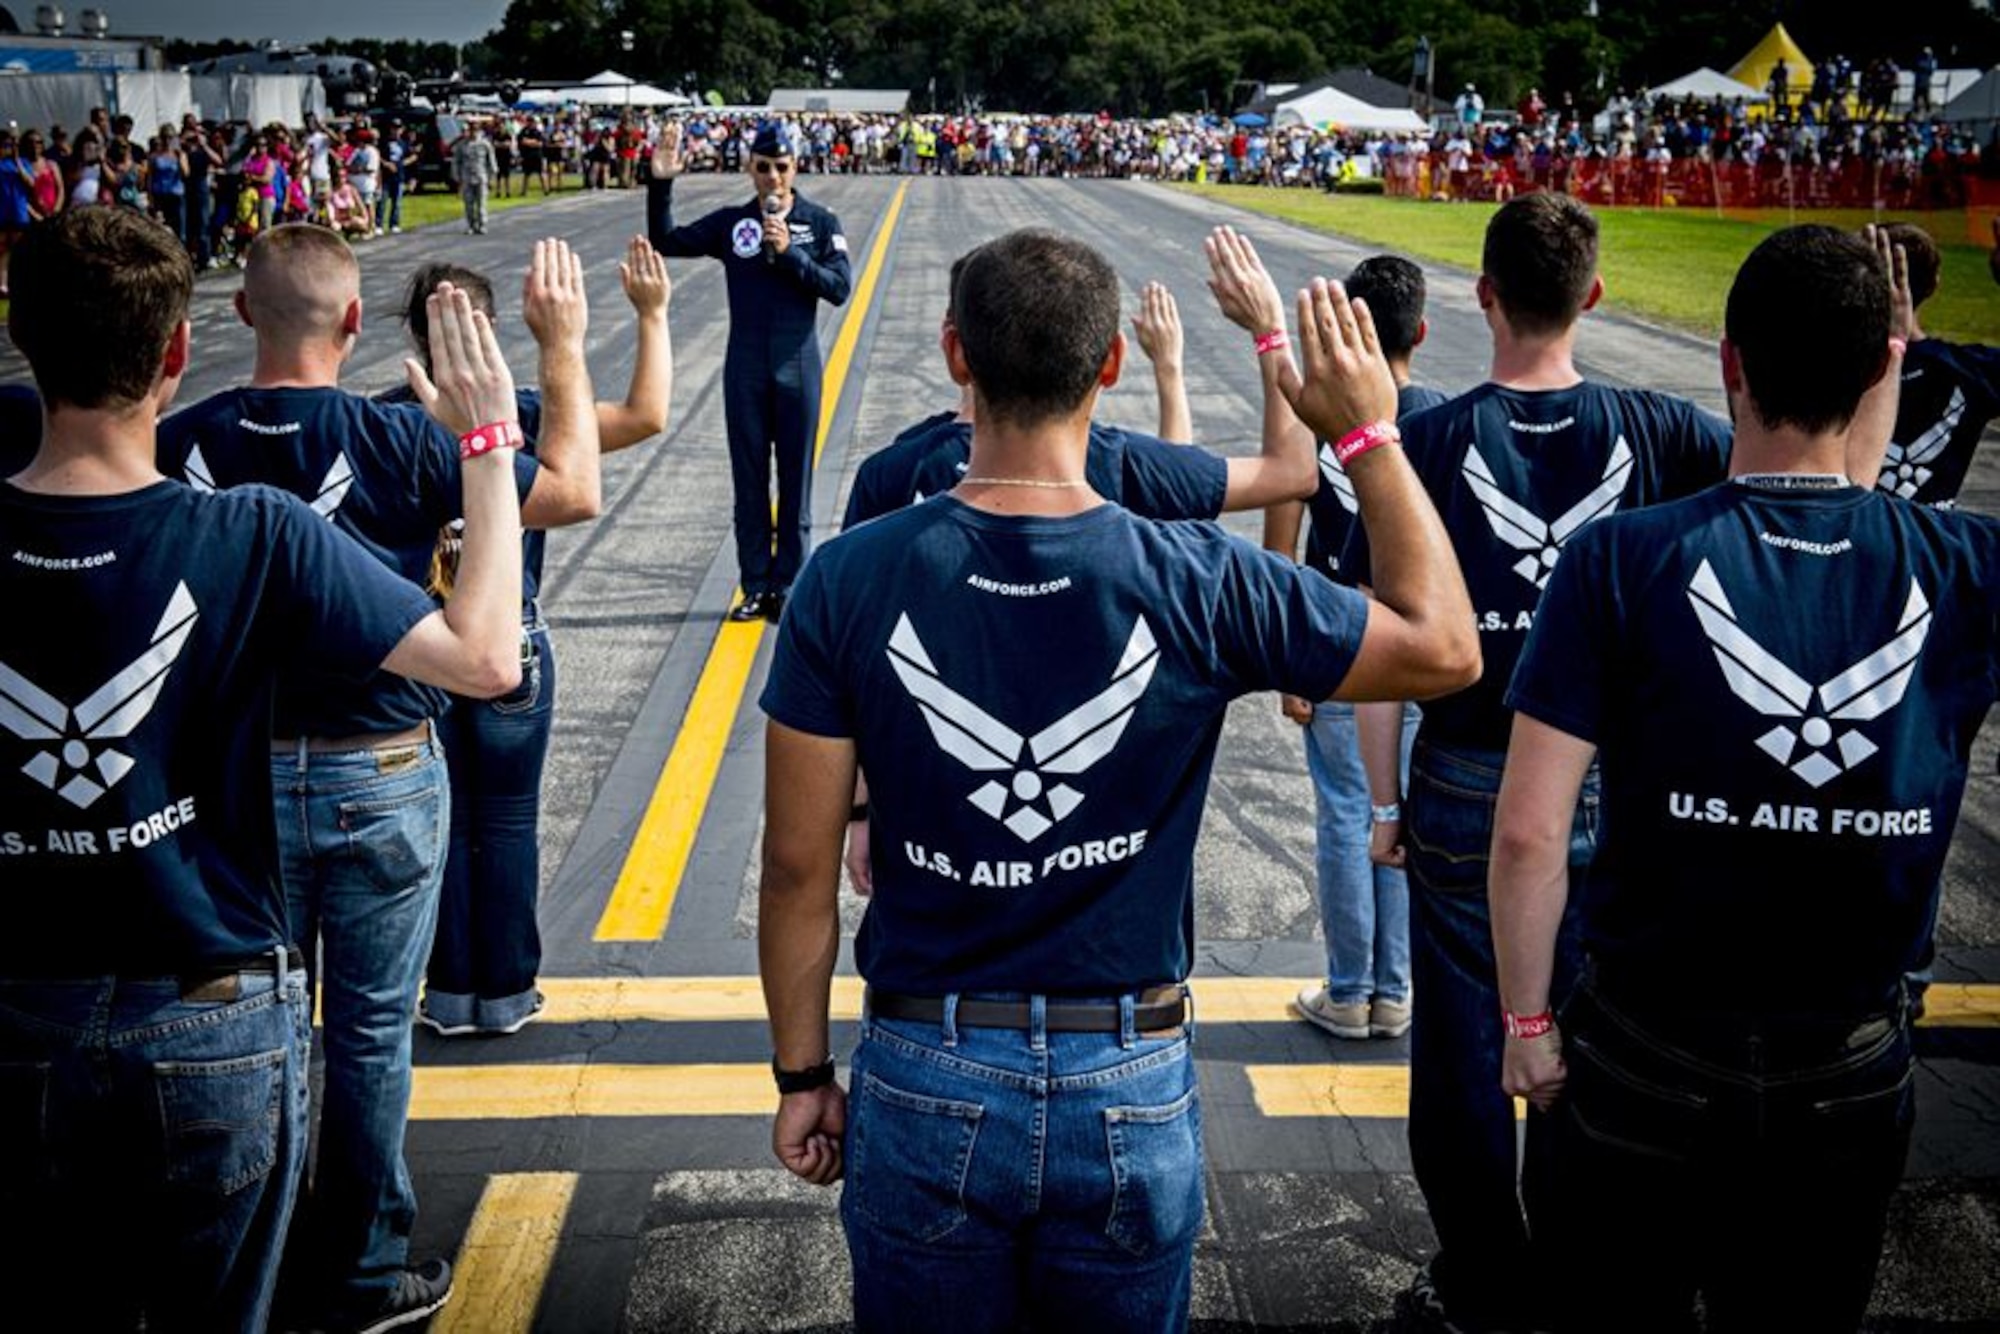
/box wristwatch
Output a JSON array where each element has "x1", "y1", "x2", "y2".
[
  {"x1": 849, "y1": 801, "x2": 869, "y2": 824},
  {"x1": 772, "y1": 1055, "x2": 836, "y2": 1094},
  {"x1": 1370, "y1": 802, "x2": 1402, "y2": 824}
]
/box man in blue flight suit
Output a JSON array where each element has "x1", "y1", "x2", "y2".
[{"x1": 648, "y1": 119, "x2": 852, "y2": 621}]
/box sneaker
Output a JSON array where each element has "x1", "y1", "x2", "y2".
[
  {"x1": 1370, "y1": 995, "x2": 1413, "y2": 1039},
  {"x1": 415, "y1": 1006, "x2": 476, "y2": 1038},
  {"x1": 1294, "y1": 983, "x2": 1370, "y2": 1039},
  {"x1": 483, "y1": 990, "x2": 545, "y2": 1036},
  {"x1": 348, "y1": 1258, "x2": 453, "y2": 1334}
]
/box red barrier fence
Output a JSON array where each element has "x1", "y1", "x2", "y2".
[{"x1": 1382, "y1": 153, "x2": 1990, "y2": 213}]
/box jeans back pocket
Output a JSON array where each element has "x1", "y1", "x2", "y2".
[
  {"x1": 1404, "y1": 766, "x2": 1499, "y2": 894},
  {"x1": 340, "y1": 783, "x2": 445, "y2": 895},
  {"x1": 1103, "y1": 1084, "x2": 1205, "y2": 1258},
  {"x1": 155, "y1": 1045, "x2": 287, "y2": 1196},
  {"x1": 847, "y1": 1072, "x2": 984, "y2": 1244}
]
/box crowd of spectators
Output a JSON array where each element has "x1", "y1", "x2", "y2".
[{"x1": 5, "y1": 69, "x2": 1988, "y2": 292}]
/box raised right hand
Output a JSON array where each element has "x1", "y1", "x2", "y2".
[
  {"x1": 1276, "y1": 279, "x2": 1399, "y2": 444},
  {"x1": 405, "y1": 282, "x2": 518, "y2": 437},
  {"x1": 650, "y1": 122, "x2": 685, "y2": 179},
  {"x1": 522, "y1": 237, "x2": 589, "y2": 351},
  {"x1": 1205, "y1": 225, "x2": 1286, "y2": 336}
]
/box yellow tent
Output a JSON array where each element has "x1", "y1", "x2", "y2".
[{"x1": 1727, "y1": 23, "x2": 1814, "y2": 109}]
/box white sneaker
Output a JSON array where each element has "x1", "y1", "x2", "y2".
[
  {"x1": 415, "y1": 1007, "x2": 475, "y2": 1038},
  {"x1": 1294, "y1": 983, "x2": 1371, "y2": 1039},
  {"x1": 1369, "y1": 995, "x2": 1413, "y2": 1039}
]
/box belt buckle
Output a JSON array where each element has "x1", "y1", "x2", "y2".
[{"x1": 519, "y1": 636, "x2": 536, "y2": 667}]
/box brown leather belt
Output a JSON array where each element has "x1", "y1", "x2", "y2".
[
  {"x1": 866, "y1": 985, "x2": 1188, "y2": 1034},
  {"x1": 178, "y1": 946, "x2": 306, "y2": 1002},
  {"x1": 272, "y1": 719, "x2": 432, "y2": 755}
]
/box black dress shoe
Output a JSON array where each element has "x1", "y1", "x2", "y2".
[
  {"x1": 762, "y1": 589, "x2": 787, "y2": 622},
  {"x1": 729, "y1": 592, "x2": 770, "y2": 622}
]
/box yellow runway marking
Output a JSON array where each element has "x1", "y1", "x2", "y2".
[
  {"x1": 1248, "y1": 1064, "x2": 1524, "y2": 1121},
  {"x1": 523, "y1": 977, "x2": 2000, "y2": 1028},
  {"x1": 594, "y1": 180, "x2": 911, "y2": 943},
  {"x1": 1916, "y1": 983, "x2": 2000, "y2": 1028},
  {"x1": 411, "y1": 1063, "x2": 777, "y2": 1120},
  {"x1": 432, "y1": 1173, "x2": 578, "y2": 1334}
]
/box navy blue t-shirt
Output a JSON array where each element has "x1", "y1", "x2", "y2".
[
  {"x1": 761, "y1": 496, "x2": 1370, "y2": 994},
  {"x1": 1304, "y1": 382, "x2": 1450, "y2": 583},
  {"x1": 1878, "y1": 338, "x2": 2000, "y2": 508},
  {"x1": 157, "y1": 386, "x2": 538, "y2": 737},
  {"x1": 1343, "y1": 381, "x2": 1731, "y2": 751},
  {"x1": 1509, "y1": 482, "x2": 2000, "y2": 1020},
  {"x1": 840, "y1": 410, "x2": 960, "y2": 530},
  {"x1": 844, "y1": 417, "x2": 1229, "y2": 530},
  {"x1": 0, "y1": 479, "x2": 434, "y2": 975},
  {"x1": 377, "y1": 384, "x2": 547, "y2": 604}
]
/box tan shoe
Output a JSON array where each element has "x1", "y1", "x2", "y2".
[
  {"x1": 1295, "y1": 984, "x2": 1371, "y2": 1039},
  {"x1": 1369, "y1": 996, "x2": 1413, "y2": 1039}
]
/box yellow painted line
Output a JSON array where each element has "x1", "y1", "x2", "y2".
[
  {"x1": 1917, "y1": 983, "x2": 2000, "y2": 1028},
  {"x1": 523, "y1": 977, "x2": 2000, "y2": 1029},
  {"x1": 411, "y1": 1063, "x2": 776, "y2": 1120},
  {"x1": 1248, "y1": 1064, "x2": 1526, "y2": 1121},
  {"x1": 433, "y1": 1172, "x2": 577, "y2": 1334},
  {"x1": 593, "y1": 181, "x2": 910, "y2": 943},
  {"x1": 536, "y1": 975, "x2": 866, "y2": 1024}
]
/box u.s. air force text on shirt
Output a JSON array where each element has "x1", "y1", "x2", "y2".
[{"x1": 762, "y1": 496, "x2": 1369, "y2": 996}]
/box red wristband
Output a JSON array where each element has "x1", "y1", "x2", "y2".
[
  {"x1": 1503, "y1": 1009, "x2": 1556, "y2": 1040},
  {"x1": 1333, "y1": 420, "x2": 1400, "y2": 467},
  {"x1": 1253, "y1": 328, "x2": 1290, "y2": 356},
  {"x1": 459, "y1": 420, "x2": 525, "y2": 461}
]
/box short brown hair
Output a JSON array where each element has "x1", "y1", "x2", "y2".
[
  {"x1": 1482, "y1": 193, "x2": 1599, "y2": 337},
  {"x1": 9, "y1": 209, "x2": 191, "y2": 410},
  {"x1": 242, "y1": 223, "x2": 360, "y2": 347},
  {"x1": 400, "y1": 262, "x2": 496, "y2": 370},
  {"x1": 1875, "y1": 222, "x2": 1940, "y2": 308},
  {"x1": 954, "y1": 229, "x2": 1120, "y2": 428}
]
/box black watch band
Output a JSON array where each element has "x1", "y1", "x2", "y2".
[
  {"x1": 849, "y1": 801, "x2": 869, "y2": 823},
  {"x1": 772, "y1": 1055, "x2": 836, "y2": 1095}
]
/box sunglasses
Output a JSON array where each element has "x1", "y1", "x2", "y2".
[{"x1": 751, "y1": 160, "x2": 794, "y2": 175}]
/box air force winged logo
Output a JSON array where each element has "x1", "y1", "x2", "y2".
[
  {"x1": 184, "y1": 446, "x2": 355, "y2": 520},
  {"x1": 1463, "y1": 437, "x2": 1632, "y2": 587},
  {"x1": 1687, "y1": 560, "x2": 1930, "y2": 789},
  {"x1": 1878, "y1": 387, "x2": 1963, "y2": 500},
  {"x1": 0, "y1": 582, "x2": 198, "y2": 809},
  {"x1": 886, "y1": 613, "x2": 1159, "y2": 842},
  {"x1": 1318, "y1": 443, "x2": 1358, "y2": 515}
]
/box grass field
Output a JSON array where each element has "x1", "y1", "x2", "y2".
[
  {"x1": 1176, "y1": 185, "x2": 2000, "y2": 347},
  {"x1": 367, "y1": 179, "x2": 585, "y2": 235}
]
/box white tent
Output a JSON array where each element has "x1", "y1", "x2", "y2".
[
  {"x1": 1272, "y1": 85, "x2": 1424, "y2": 132},
  {"x1": 521, "y1": 70, "x2": 689, "y2": 108},
  {"x1": 1941, "y1": 67, "x2": 2000, "y2": 127},
  {"x1": 1645, "y1": 67, "x2": 1768, "y2": 103}
]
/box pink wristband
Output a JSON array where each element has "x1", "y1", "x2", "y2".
[
  {"x1": 1253, "y1": 328, "x2": 1289, "y2": 356},
  {"x1": 1333, "y1": 420, "x2": 1399, "y2": 467},
  {"x1": 459, "y1": 420, "x2": 525, "y2": 461},
  {"x1": 1503, "y1": 1009, "x2": 1555, "y2": 1040}
]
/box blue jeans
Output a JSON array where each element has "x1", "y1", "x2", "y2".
[
  {"x1": 376, "y1": 178, "x2": 403, "y2": 232},
  {"x1": 1303, "y1": 701, "x2": 1420, "y2": 1003},
  {"x1": 0, "y1": 963, "x2": 310, "y2": 1332},
  {"x1": 427, "y1": 623, "x2": 552, "y2": 1031},
  {"x1": 273, "y1": 734, "x2": 448, "y2": 1317},
  {"x1": 1546, "y1": 976, "x2": 1914, "y2": 1332},
  {"x1": 843, "y1": 997, "x2": 1203, "y2": 1334},
  {"x1": 1403, "y1": 742, "x2": 1594, "y2": 1331}
]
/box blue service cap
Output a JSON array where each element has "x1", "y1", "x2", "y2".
[{"x1": 750, "y1": 122, "x2": 796, "y2": 158}]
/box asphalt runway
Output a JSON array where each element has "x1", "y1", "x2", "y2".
[{"x1": 12, "y1": 178, "x2": 1993, "y2": 1330}]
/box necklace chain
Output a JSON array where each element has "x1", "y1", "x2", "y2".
[{"x1": 958, "y1": 476, "x2": 1090, "y2": 489}]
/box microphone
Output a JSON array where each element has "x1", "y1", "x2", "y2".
[{"x1": 762, "y1": 193, "x2": 783, "y2": 265}]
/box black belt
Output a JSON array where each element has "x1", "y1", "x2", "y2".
[
  {"x1": 178, "y1": 947, "x2": 306, "y2": 1002},
  {"x1": 867, "y1": 986, "x2": 1187, "y2": 1034}
]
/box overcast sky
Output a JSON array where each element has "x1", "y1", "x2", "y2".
[{"x1": 60, "y1": 0, "x2": 513, "y2": 44}]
